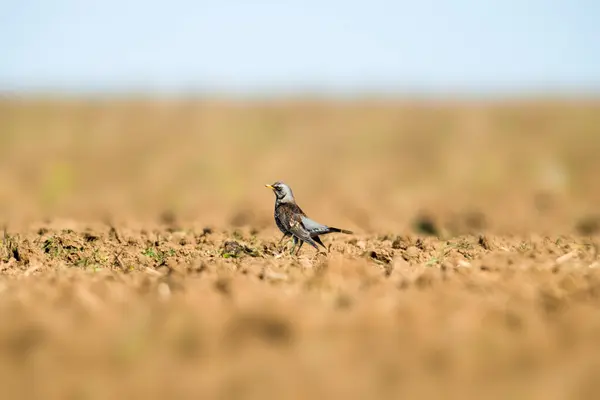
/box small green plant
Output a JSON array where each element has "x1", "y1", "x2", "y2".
[
  {"x1": 42, "y1": 237, "x2": 62, "y2": 258},
  {"x1": 454, "y1": 238, "x2": 473, "y2": 251},
  {"x1": 75, "y1": 257, "x2": 92, "y2": 268},
  {"x1": 425, "y1": 243, "x2": 456, "y2": 266},
  {"x1": 1, "y1": 231, "x2": 21, "y2": 262},
  {"x1": 425, "y1": 257, "x2": 440, "y2": 266},
  {"x1": 142, "y1": 247, "x2": 175, "y2": 265},
  {"x1": 142, "y1": 247, "x2": 158, "y2": 259},
  {"x1": 517, "y1": 241, "x2": 531, "y2": 253},
  {"x1": 220, "y1": 240, "x2": 260, "y2": 259}
]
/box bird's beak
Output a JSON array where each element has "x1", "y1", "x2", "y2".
[{"x1": 265, "y1": 184, "x2": 274, "y2": 190}]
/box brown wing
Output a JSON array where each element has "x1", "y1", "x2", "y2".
[
  {"x1": 277, "y1": 203, "x2": 319, "y2": 249},
  {"x1": 277, "y1": 203, "x2": 304, "y2": 226},
  {"x1": 289, "y1": 203, "x2": 307, "y2": 217}
]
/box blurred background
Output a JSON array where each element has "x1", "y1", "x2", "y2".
[{"x1": 1, "y1": 0, "x2": 599, "y2": 231}]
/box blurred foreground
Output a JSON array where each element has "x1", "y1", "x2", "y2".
[{"x1": 1, "y1": 99, "x2": 600, "y2": 399}]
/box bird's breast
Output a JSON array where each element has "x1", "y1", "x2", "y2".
[{"x1": 274, "y1": 206, "x2": 288, "y2": 234}]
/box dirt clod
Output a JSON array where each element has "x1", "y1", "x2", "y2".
[
  {"x1": 413, "y1": 214, "x2": 439, "y2": 236},
  {"x1": 576, "y1": 215, "x2": 600, "y2": 235},
  {"x1": 478, "y1": 235, "x2": 493, "y2": 250},
  {"x1": 392, "y1": 235, "x2": 412, "y2": 250}
]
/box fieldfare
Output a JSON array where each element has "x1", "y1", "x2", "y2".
[{"x1": 265, "y1": 181, "x2": 352, "y2": 255}]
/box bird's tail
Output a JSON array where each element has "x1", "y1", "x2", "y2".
[{"x1": 328, "y1": 227, "x2": 353, "y2": 234}]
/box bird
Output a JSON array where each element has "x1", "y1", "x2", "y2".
[{"x1": 265, "y1": 181, "x2": 353, "y2": 255}]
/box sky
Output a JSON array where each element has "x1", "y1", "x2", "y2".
[{"x1": 1, "y1": 0, "x2": 599, "y2": 96}]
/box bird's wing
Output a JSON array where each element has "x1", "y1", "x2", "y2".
[
  {"x1": 288, "y1": 216, "x2": 319, "y2": 248},
  {"x1": 300, "y1": 216, "x2": 330, "y2": 236}
]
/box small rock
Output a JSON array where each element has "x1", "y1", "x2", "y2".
[
  {"x1": 440, "y1": 261, "x2": 453, "y2": 271},
  {"x1": 263, "y1": 269, "x2": 289, "y2": 282},
  {"x1": 221, "y1": 241, "x2": 245, "y2": 258},
  {"x1": 369, "y1": 250, "x2": 393, "y2": 264},
  {"x1": 404, "y1": 246, "x2": 420, "y2": 259},
  {"x1": 171, "y1": 232, "x2": 187, "y2": 245},
  {"x1": 392, "y1": 236, "x2": 411, "y2": 250},
  {"x1": 157, "y1": 282, "x2": 171, "y2": 301},
  {"x1": 478, "y1": 235, "x2": 492, "y2": 250},
  {"x1": 556, "y1": 251, "x2": 577, "y2": 265}
]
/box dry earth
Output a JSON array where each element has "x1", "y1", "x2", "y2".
[{"x1": 0, "y1": 99, "x2": 600, "y2": 399}]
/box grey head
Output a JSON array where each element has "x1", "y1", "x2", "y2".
[{"x1": 265, "y1": 181, "x2": 295, "y2": 204}]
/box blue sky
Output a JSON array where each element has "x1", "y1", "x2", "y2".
[{"x1": 1, "y1": 0, "x2": 599, "y2": 95}]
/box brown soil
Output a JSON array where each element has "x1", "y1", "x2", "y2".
[{"x1": 1, "y1": 99, "x2": 600, "y2": 399}]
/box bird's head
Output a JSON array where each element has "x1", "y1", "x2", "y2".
[{"x1": 265, "y1": 181, "x2": 295, "y2": 203}]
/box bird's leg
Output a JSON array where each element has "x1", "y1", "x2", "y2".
[
  {"x1": 277, "y1": 233, "x2": 292, "y2": 251},
  {"x1": 295, "y1": 240, "x2": 304, "y2": 256},
  {"x1": 290, "y1": 236, "x2": 298, "y2": 255},
  {"x1": 278, "y1": 233, "x2": 289, "y2": 245}
]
